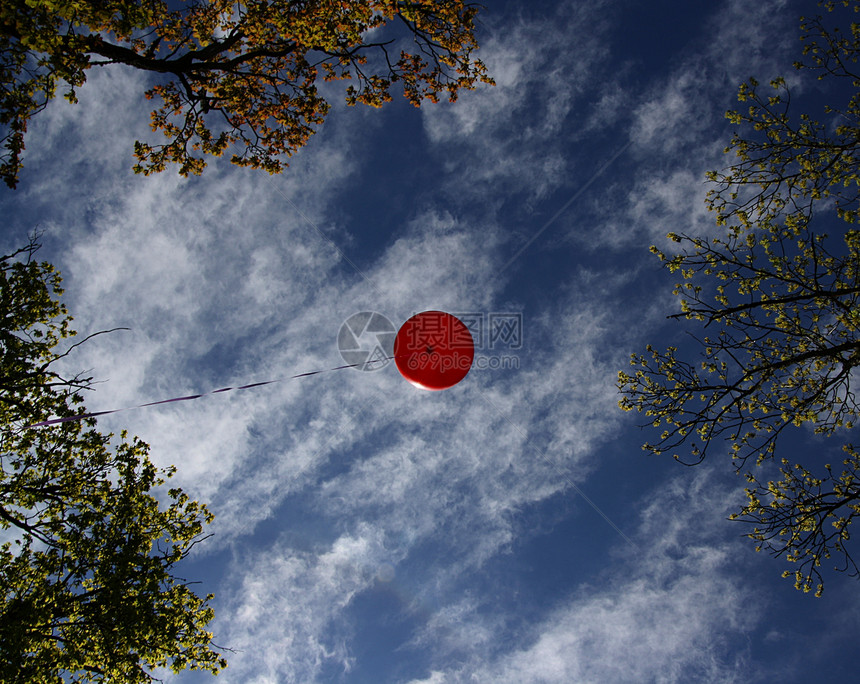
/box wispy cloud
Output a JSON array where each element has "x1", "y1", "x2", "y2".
[
  {"x1": 421, "y1": 0, "x2": 614, "y2": 204},
  {"x1": 402, "y1": 469, "x2": 760, "y2": 684}
]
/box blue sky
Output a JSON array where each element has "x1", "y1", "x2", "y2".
[{"x1": 2, "y1": 0, "x2": 860, "y2": 682}]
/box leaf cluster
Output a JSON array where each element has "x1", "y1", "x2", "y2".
[
  {"x1": 707, "y1": 1, "x2": 860, "y2": 228},
  {"x1": 730, "y1": 446, "x2": 860, "y2": 597},
  {"x1": 618, "y1": 1, "x2": 860, "y2": 595},
  {"x1": 0, "y1": 239, "x2": 224, "y2": 681},
  {"x1": 1, "y1": 0, "x2": 494, "y2": 187}
]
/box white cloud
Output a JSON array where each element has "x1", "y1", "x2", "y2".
[
  {"x1": 406, "y1": 673, "x2": 446, "y2": 684},
  {"x1": 420, "y1": 0, "x2": 613, "y2": 202},
  {"x1": 401, "y1": 470, "x2": 759, "y2": 684},
  {"x1": 630, "y1": 0, "x2": 796, "y2": 155},
  {"x1": 626, "y1": 168, "x2": 714, "y2": 244},
  {"x1": 217, "y1": 524, "x2": 389, "y2": 683},
  {"x1": 631, "y1": 66, "x2": 711, "y2": 151},
  {"x1": 560, "y1": 0, "x2": 803, "y2": 256}
]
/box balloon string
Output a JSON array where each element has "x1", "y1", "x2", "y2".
[{"x1": 26, "y1": 356, "x2": 398, "y2": 428}]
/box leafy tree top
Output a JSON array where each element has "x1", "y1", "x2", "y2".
[
  {"x1": 0, "y1": 0, "x2": 494, "y2": 187},
  {"x1": 618, "y1": 1, "x2": 860, "y2": 597},
  {"x1": 0, "y1": 238, "x2": 225, "y2": 682}
]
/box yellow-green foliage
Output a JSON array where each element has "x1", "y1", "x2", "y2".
[
  {"x1": 0, "y1": 238, "x2": 224, "y2": 682},
  {"x1": 618, "y1": 0, "x2": 860, "y2": 596},
  {"x1": 0, "y1": 0, "x2": 493, "y2": 187}
]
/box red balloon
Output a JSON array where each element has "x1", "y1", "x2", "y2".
[{"x1": 394, "y1": 311, "x2": 474, "y2": 390}]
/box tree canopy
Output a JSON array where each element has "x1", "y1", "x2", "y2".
[
  {"x1": 618, "y1": 1, "x2": 860, "y2": 597},
  {"x1": 0, "y1": 0, "x2": 493, "y2": 188},
  {"x1": 0, "y1": 237, "x2": 225, "y2": 681}
]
